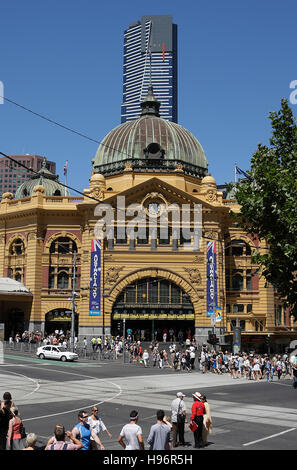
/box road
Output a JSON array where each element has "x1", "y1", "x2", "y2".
[{"x1": 1, "y1": 352, "x2": 297, "y2": 451}]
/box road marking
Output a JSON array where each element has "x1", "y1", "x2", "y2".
[
  {"x1": 243, "y1": 428, "x2": 297, "y2": 446},
  {"x1": 0, "y1": 370, "x2": 40, "y2": 398},
  {"x1": 3, "y1": 354, "x2": 104, "y2": 367},
  {"x1": 22, "y1": 378, "x2": 122, "y2": 422}
]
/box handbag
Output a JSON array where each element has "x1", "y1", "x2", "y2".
[
  {"x1": 189, "y1": 422, "x2": 198, "y2": 432},
  {"x1": 20, "y1": 422, "x2": 27, "y2": 439},
  {"x1": 177, "y1": 414, "x2": 185, "y2": 425}
]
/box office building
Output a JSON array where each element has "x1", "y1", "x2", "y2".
[{"x1": 121, "y1": 15, "x2": 178, "y2": 123}]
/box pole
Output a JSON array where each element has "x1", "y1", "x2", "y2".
[
  {"x1": 71, "y1": 251, "x2": 77, "y2": 352},
  {"x1": 123, "y1": 318, "x2": 126, "y2": 363},
  {"x1": 102, "y1": 237, "x2": 105, "y2": 336}
]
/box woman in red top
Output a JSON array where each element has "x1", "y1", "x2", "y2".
[
  {"x1": 6, "y1": 406, "x2": 24, "y2": 450},
  {"x1": 190, "y1": 392, "x2": 206, "y2": 448}
]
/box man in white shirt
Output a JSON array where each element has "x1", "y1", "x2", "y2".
[
  {"x1": 118, "y1": 410, "x2": 144, "y2": 450},
  {"x1": 171, "y1": 392, "x2": 187, "y2": 447}
]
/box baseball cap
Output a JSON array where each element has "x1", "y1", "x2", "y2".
[{"x1": 176, "y1": 392, "x2": 185, "y2": 397}]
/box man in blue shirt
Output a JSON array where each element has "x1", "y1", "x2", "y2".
[{"x1": 72, "y1": 410, "x2": 105, "y2": 450}]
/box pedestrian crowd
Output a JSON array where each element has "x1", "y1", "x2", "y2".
[
  {"x1": 0, "y1": 390, "x2": 213, "y2": 451},
  {"x1": 199, "y1": 348, "x2": 294, "y2": 381},
  {"x1": 1, "y1": 351, "x2": 297, "y2": 451}
]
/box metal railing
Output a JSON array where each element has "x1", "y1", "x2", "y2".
[{"x1": 3, "y1": 341, "x2": 119, "y2": 361}]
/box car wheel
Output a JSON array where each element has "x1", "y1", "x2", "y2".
[
  {"x1": 39, "y1": 353, "x2": 45, "y2": 360},
  {"x1": 60, "y1": 355, "x2": 67, "y2": 362}
]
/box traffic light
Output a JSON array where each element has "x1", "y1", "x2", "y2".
[
  {"x1": 207, "y1": 331, "x2": 217, "y2": 345},
  {"x1": 265, "y1": 335, "x2": 270, "y2": 346}
]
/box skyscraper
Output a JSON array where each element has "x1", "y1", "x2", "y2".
[{"x1": 121, "y1": 15, "x2": 178, "y2": 123}]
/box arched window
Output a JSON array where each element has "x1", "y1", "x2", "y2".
[
  {"x1": 232, "y1": 272, "x2": 243, "y2": 291},
  {"x1": 48, "y1": 236, "x2": 79, "y2": 290},
  {"x1": 57, "y1": 271, "x2": 69, "y2": 289},
  {"x1": 225, "y1": 240, "x2": 252, "y2": 256},
  {"x1": 9, "y1": 238, "x2": 25, "y2": 256},
  {"x1": 50, "y1": 237, "x2": 77, "y2": 254}
]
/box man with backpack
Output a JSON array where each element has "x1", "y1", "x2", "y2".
[{"x1": 45, "y1": 425, "x2": 83, "y2": 450}]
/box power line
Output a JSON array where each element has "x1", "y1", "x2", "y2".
[{"x1": 0, "y1": 94, "x2": 135, "y2": 160}]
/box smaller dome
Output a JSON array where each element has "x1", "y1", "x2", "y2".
[
  {"x1": 14, "y1": 158, "x2": 69, "y2": 199},
  {"x1": 201, "y1": 174, "x2": 216, "y2": 186}
]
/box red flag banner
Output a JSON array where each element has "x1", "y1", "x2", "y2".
[{"x1": 162, "y1": 42, "x2": 165, "y2": 62}]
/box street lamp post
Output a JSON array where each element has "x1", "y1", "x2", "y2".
[
  {"x1": 123, "y1": 317, "x2": 126, "y2": 363},
  {"x1": 71, "y1": 251, "x2": 77, "y2": 352}
]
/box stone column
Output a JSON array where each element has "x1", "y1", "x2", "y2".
[{"x1": 26, "y1": 232, "x2": 43, "y2": 332}]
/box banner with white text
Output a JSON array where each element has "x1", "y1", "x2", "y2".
[
  {"x1": 206, "y1": 240, "x2": 218, "y2": 318},
  {"x1": 89, "y1": 239, "x2": 101, "y2": 316}
]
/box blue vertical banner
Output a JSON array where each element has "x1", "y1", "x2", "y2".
[
  {"x1": 89, "y1": 239, "x2": 101, "y2": 316},
  {"x1": 206, "y1": 240, "x2": 218, "y2": 317}
]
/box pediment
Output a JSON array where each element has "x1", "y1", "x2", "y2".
[{"x1": 102, "y1": 177, "x2": 216, "y2": 210}]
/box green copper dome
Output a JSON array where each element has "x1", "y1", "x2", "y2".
[
  {"x1": 15, "y1": 158, "x2": 69, "y2": 199},
  {"x1": 92, "y1": 86, "x2": 208, "y2": 177}
]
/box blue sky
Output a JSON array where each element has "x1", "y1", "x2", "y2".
[{"x1": 0, "y1": 0, "x2": 296, "y2": 193}]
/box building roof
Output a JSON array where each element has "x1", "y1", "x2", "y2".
[
  {"x1": 0, "y1": 277, "x2": 31, "y2": 294},
  {"x1": 14, "y1": 158, "x2": 69, "y2": 199},
  {"x1": 93, "y1": 86, "x2": 208, "y2": 177}
]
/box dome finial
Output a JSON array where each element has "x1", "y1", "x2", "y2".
[{"x1": 140, "y1": 83, "x2": 161, "y2": 117}]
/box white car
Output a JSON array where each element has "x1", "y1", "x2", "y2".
[{"x1": 36, "y1": 345, "x2": 78, "y2": 362}]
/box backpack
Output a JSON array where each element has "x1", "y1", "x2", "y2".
[{"x1": 50, "y1": 442, "x2": 68, "y2": 450}]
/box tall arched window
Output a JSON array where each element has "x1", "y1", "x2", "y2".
[
  {"x1": 9, "y1": 238, "x2": 25, "y2": 256},
  {"x1": 57, "y1": 271, "x2": 69, "y2": 289},
  {"x1": 48, "y1": 236, "x2": 79, "y2": 290},
  {"x1": 8, "y1": 238, "x2": 25, "y2": 282},
  {"x1": 49, "y1": 237, "x2": 77, "y2": 254}
]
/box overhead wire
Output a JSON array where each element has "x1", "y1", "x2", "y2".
[{"x1": 0, "y1": 94, "x2": 135, "y2": 160}]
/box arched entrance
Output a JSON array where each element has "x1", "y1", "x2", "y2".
[
  {"x1": 111, "y1": 277, "x2": 195, "y2": 341},
  {"x1": 44, "y1": 309, "x2": 78, "y2": 337},
  {"x1": 5, "y1": 308, "x2": 25, "y2": 340}
]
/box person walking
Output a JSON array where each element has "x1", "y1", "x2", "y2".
[
  {"x1": 292, "y1": 360, "x2": 297, "y2": 389},
  {"x1": 0, "y1": 400, "x2": 12, "y2": 450},
  {"x1": 142, "y1": 349, "x2": 149, "y2": 368},
  {"x1": 71, "y1": 410, "x2": 105, "y2": 450},
  {"x1": 201, "y1": 395, "x2": 212, "y2": 446},
  {"x1": 190, "y1": 392, "x2": 206, "y2": 448},
  {"x1": 88, "y1": 407, "x2": 112, "y2": 449},
  {"x1": 171, "y1": 392, "x2": 187, "y2": 447},
  {"x1": 6, "y1": 406, "x2": 24, "y2": 450},
  {"x1": 265, "y1": 357, "x2": 273, "y2": 382},
  {"x1": 118, "y1": 410, "x2": 144, "y2": 450},
  {"x1": 147, "y1": 410, "x2": 172, "y2": 450}
]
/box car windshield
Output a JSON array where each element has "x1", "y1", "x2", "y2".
[{"x1": 57, "y1": 347, "x2": 67, "y2": 352}]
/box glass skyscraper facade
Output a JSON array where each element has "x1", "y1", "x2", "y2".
[{"x1": 121, "y1": 15, "x2": 178, "y2": 123}]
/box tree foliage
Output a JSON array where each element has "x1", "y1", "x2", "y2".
[{"x1": 232, "y1": 99, "x2": 297, "y2": 317}]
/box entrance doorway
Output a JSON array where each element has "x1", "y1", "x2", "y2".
[
  {"x1": 111, "y1": 277, "x2": 195, "y2": 341},
  {"x1": 44, "y1": 309, "x2": 78, "y2": 337},
  {"x1": 5, "y1": 309, "x2": 24, "y2": 340}
]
